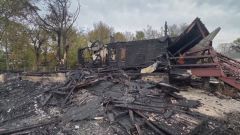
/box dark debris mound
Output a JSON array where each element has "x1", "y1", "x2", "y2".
[
  {"x1": 0, "y1": 69, "x2": 239, "y2": 135},
  {"x1": 0, "y1": 79, "x2": 42, "y2": 125}
]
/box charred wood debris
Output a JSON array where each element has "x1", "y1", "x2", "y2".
[{"x1": 0, "y1": 68, "x2": 238, "y2": 135}]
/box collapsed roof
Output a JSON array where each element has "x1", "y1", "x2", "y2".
[{"x1": 167, "y1": 17, "x2": 209, "y2": 56}]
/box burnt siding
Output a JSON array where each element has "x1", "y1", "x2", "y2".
[{"x1": 107, "y1": 39, "x2": 168, "y2": 68}]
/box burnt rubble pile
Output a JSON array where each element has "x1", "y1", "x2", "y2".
[
  {"x1": 45, "y1": 69, "x2": 204, "y2": 135},
  {"x1": 0, "y1": 69, "x2": 232, "y2": 135},
  {"x1": 0, "y1": 80, "x2": 44, "y2": 124},
  {"x1": 0, "y1": 79, "x2": 62, "y2": 134}
]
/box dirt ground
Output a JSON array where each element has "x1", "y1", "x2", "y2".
[
  {"x1": 22, "y1": 73, "x2": 67, "y2": 84},
  {"x1": 178, "y1": 87, "x2": 240, "y2": 118},
  {"x1": 0, "y1": 73, "x2": 67, "y2": 84},
  {"x1": 140, "y1": 75, "x2": 240, "y2": 119}
]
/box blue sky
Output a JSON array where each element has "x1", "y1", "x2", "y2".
[{"x1": 71, "y1": 0, "x2": 240, "y2": 46}]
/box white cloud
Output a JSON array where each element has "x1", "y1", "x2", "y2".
[{"x1": 72, "y1": 0, "x2": 240, "y2": 46}]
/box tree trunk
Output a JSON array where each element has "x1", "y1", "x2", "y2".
[
  {"x1": 36, "y1": 52, "x2": 40, "y2": 71},
  {"x1": 62, "y1": 31, "x2": 68, "y2": 69},
  {"x1": 43, "y1": 47, "x2": 48, "y2": 72},
  {"x1": 5, "y1": 40, "x2": 9, "y2": 71},
  {"x1": 63, "y1": 45, "x2": 69, "y2": 69},
  {"x1": 57, "y1": 32, "x2": 62, "y2": 63}
]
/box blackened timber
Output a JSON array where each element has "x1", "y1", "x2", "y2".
[
  {"x1": 107, "y1": 113, "x2": 115, "y2": 123},
  {"x1": 62, "y1": 85, "x2": 77, "y2": 106},
  {"x1": 173, "y1": 35, "x2": 202, "y2": 56},
  {"x1": 157, "y1": 82, "x2": 180, "y2": 92},
  {"x1": 129, "y1": 110, "x2": 134, "y2": 123},
  {"x1": 135, "y1": 123, "x2": 143, "y2": 135},
  {"x1": 128, "y1": 110, "x2": 143, "y2": 135},
  {"x1": 134, "y1": 111, "x2": 180, "y2": 135},
  {"x1": 113, "y1": 103, "x2": 165, "y2": 113},
  {"x1": 114, "y1": 111, "x2": 129, "y2": 120},
  {"x1": 144, "y1": 120, "x2": 166, "y2": 135},
  {"x1": 0, "y1": 119, "x2": 60, "y2": 135},
  {"x1": 111, "y1": 100, "x2": 167, "y2": 108},
  {"x1": 42, "y1": 93, "x2": 52, "y2": 106},
  {"x1": 134, "y1": 111, "x2": 166, "y2": 135}
]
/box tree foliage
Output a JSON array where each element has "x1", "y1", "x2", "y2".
[
  {"x1": 113, "y1": 32, "x2": 126, "y2": 42},
  {"x1": 0, "y1": 0, "x2": 192, "y2": 72},
  {"x1": 143, "y1": 25, "x2": 162, "y2": 39},
  {"x1": 168, "y1": 23, "x2": 188, "y2": 37},
  {"x1": 217, "y1": 37, "x2": 240, "y2": 59},
  {"x1": 135, "y1": 31, "x2": 145, "y2": 40},
  {"x1": 87, "y1": 21, "x2": 114, "y2": 44},
  {"x1": 28, "y1": 28, "x2": 49, "y2": 70},
  {"x1": 33, "y1": 0, "x2": 80, "y2": 65}
]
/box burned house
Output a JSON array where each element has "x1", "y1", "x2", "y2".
[
  {"x1": 106, "y1": 37, "x2": 174, "y2": 68},
  {"x1": 104, "y1": 18, "x2": 211, "y2": 68},
  {"x1": 78, "y1": 18, "x2": 209, "y2": 69},
  {"x1": 77, "y1": 17, "x2": 240, "y2": 90},
  {"x1": 78, "y1": 37, "x2": 174, "y2": 68}
]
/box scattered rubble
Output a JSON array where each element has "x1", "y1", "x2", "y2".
[{"x1": 1, "y1": 69, "x2": 240, "y2": 135}]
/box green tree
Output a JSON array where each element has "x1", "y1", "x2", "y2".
[
  {"x1": 28, "y1": 28, "x2": 49, "y2": 71},
  {"x1": 233, "y1": 38, "x2": 240, "y2": 45},
  {"x1": 124, "y1": 31, "x2": 135, "y2": 41},
  {"x1": 68, "y1": 31, "x2": 88, "y2": 68},
  {"x1": 231, "y1": 38, "x2": 240, "y2": 54},
  {"x1": 0, "y1": 0, "x2": 37, "y2": 71},
  {"x1": 0, "y1": 50, "x2": 5, "y2": 70},
  {"x1": 0, "y1": 0, "x2": 36, "y2": 40},
  {"x1": 87, "y1": 21, "x2": 114, "y2": 44},
  {"x1": 2, "y1": 21, "x2": 33, "y2": 71},
  {"x1": 168, "y1": 23, "x2": 188, "y2": 37},
  {"x1": 143, "y1": 25, "x2": 162, "y2": 39},
  {"x1": 33, "y1": 0, "x2": 80, "y2": 67},
  {"x1": 216, "y1": 38, "x2": 240, "y2": 59},
  {"x1": 113, "y1": 32, "x2": 126, "y2": 42},
  {"x1": 135, "y1": 31, "x2": 145, "y2": 40}
]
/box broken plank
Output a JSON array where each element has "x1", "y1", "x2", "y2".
[
  {"x1": 133, "y1": 111, "x2": 166, "y2": 135},
  {"x1": 135, "y1": 123, "x2": 143, "y2": 135},
  {"x1": 113, "y1": 103, "x2": 165, "y2": 113},
  {"x1": 62, "y1": 85, "x2": 77, "y2": 107},
  {"x1": 134, "y1": 111, "x2": 180, "y2": 135},
  {"x1": 0, "y1": 119, "x2": 59, "y2": 135}
]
